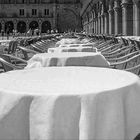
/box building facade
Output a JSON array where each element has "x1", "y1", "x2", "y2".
[
  {"x1": 81, "y1": 0, "x2": 140, "y2": 36},
  {"x1": 0, "y1": 0, "x2": 81, "y2": 33}
]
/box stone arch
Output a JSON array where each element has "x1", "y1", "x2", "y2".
[
  {"x1": 41, "y1": 21, "x2": 51, "y2": 33},
  {"x1": 92, "y1": 8, "x2": 98, "y2": 18},
  {"x1": 5, "y1": 21, "x2": 14, "y2": 33},
  {"x1": 57, "y1": 8, "x2": 79, "y2": 32},
  {"x1": 17, "y1": 21, "x2": 26, "y2": 33},
  {"x1": 29, "y1": 21, "x2": 39, "y2": 30}
]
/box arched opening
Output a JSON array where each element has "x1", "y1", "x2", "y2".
[
  {"x1": 41, "y1": 21, "x2": 51, "y2": 33},
  {"x1": 5, "y1": 21, "x2": 14, "y2": 33},
  {"x1": 29, "y1": 21, "x2": 39, "y2": 30},
  {"x1": 17, "y1": 21, "x2": 26, "y2": 33},
  {"x1": 57, "y1": 8, "x2": 78, "y2": 32}
]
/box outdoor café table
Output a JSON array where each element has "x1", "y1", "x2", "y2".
[
  {"x1": 25, "y1": 52, "x2": 109, "y2": 69},
  {"x1": 0, "y1": 67, "x2": 139, "y2": 140},
  {"x1": 48, "y1": 46, "x2": 97, "y2": 53},
  {"x1": 55, "y1": 38, "x2": 90, "y2": 47}
]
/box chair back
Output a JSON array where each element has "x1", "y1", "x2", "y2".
[
  {"x1": 7, "y1": 40, "x2": 18, "y2": 54},
  {"x1": 121, "y1": 37, "x2": 129, "y2": 46},
  {"x1": 134, "y1": 40, "x2": 140, "y2": 51},
  {"x1": 0, "y1": 54, "x2": 13, "y2": 71}
]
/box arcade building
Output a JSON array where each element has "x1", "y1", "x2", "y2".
[
  {"x1": 81, "y1": 0, "x2": 140, "y2": 36},
  {"x1": 0, "y1": 0, "x2": 81, "y2": 33}
]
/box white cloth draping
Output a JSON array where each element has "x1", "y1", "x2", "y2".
[
  {"x1": 48, "y1": 46, "x2": 97, "y2": 53},
  {"x1": 55, "y1": 38, "x2": 93, "y2": 47},
  {"x1": 55, "y1": 38, "x2": 82, "y2": 47},
  {"x1": 25, "y1": 52, "x2": 109, "y2": 69},
  {"x1": 0, "y1": 67, "x2": 139, "y2": 140},
  {"x1": 57, "y1": 43, "x2": 95, "y2": 48}
]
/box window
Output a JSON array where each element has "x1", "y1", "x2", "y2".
[
  {"x1": 44, "y1": 9, "x2": 49, "y2": 15},
  {"x1": 19, "y1": 9, "x2": 24, "y2": 16},
  {"x1": 32, "y1": 9, "x2": 37, "y2": 15}
]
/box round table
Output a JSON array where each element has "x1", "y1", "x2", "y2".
[
  {"x1": 25, "y1": 52, "x2": 110, "y2": 69},
  {"x1": 0, "y1": 67, "x2": 139, "y2": 140},
  {"x1": 48, "y1": 46, "x2": 97, "y2": 53},
  {"x1": 55, "y1": 38, "x2": 90, "y2": 47}
]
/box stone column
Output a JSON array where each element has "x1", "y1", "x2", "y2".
[
  {"x1": 93, "y1": 19, "x2": 96, "y2": 34},
  {"x1": 96, "y1": 18, "x2": 99, "y2": 34},
  {"x1": 95, "y1": 18, "x2": 97, "y2": 34},
  {"x1": 121, "y1": 0, "x2": 133, "y2": 35},
  {"x1": 108, "y1": 4, "x2": 114, "y2": 35},
  {"x1": 1, "y1": 20, "x2": 5, "y2": 31},
  {"x1": 14, "y1": 19, "x2": 17, "y2": 31},
  {"x1": 133, "y1": 1, "x2": 140, "y2": 35},
  {"x1": 98, "y1": 15, "x2": 101, "y2": 34},
  {"x1": 101, "y1": 14, "x2": 104, "y2": 34},
  {"x1": 90, "y1": 21, "x2": 93, "y2": 34},
  {"x1": 38, "y1": 19, "x2": 42, "y2": 32},
  {"x1": 88, "y1": 23, "x2": 91, "y2": 34},
  {"x1": 100, "y1": 2, "x2": 105, "y2": 34},
  {"x1": 93, "y1": 19, "x2": 95, "y2": 34},
  {"x1": 87, "y1": 24, "x2": 90, "y2": 34},
  {"x1": 114, "y1": 0, "x2": 122, "y2": 35},
  {"x1": 53, "y1": 3, "x2": 57, "y2": 30},
  {"x1": 26, "y1": 20, "x2": 29, "y2": 31},
  {"x1": 104, "y1": 13, "x2": 109, "y2": 34}
]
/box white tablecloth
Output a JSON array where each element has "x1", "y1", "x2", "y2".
[
  {"x1": 25, "y1": 52, "x2": 109, "y2": 69},
  {"x1": 55, "y1": 38, "x2": 91, "y2": 47},
  {"x1": 48, "y1": 46, "x2": 97, "y2": 53},
  {"x1": 0, "y1": 67, "x2": 139, "y2": 140}
]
